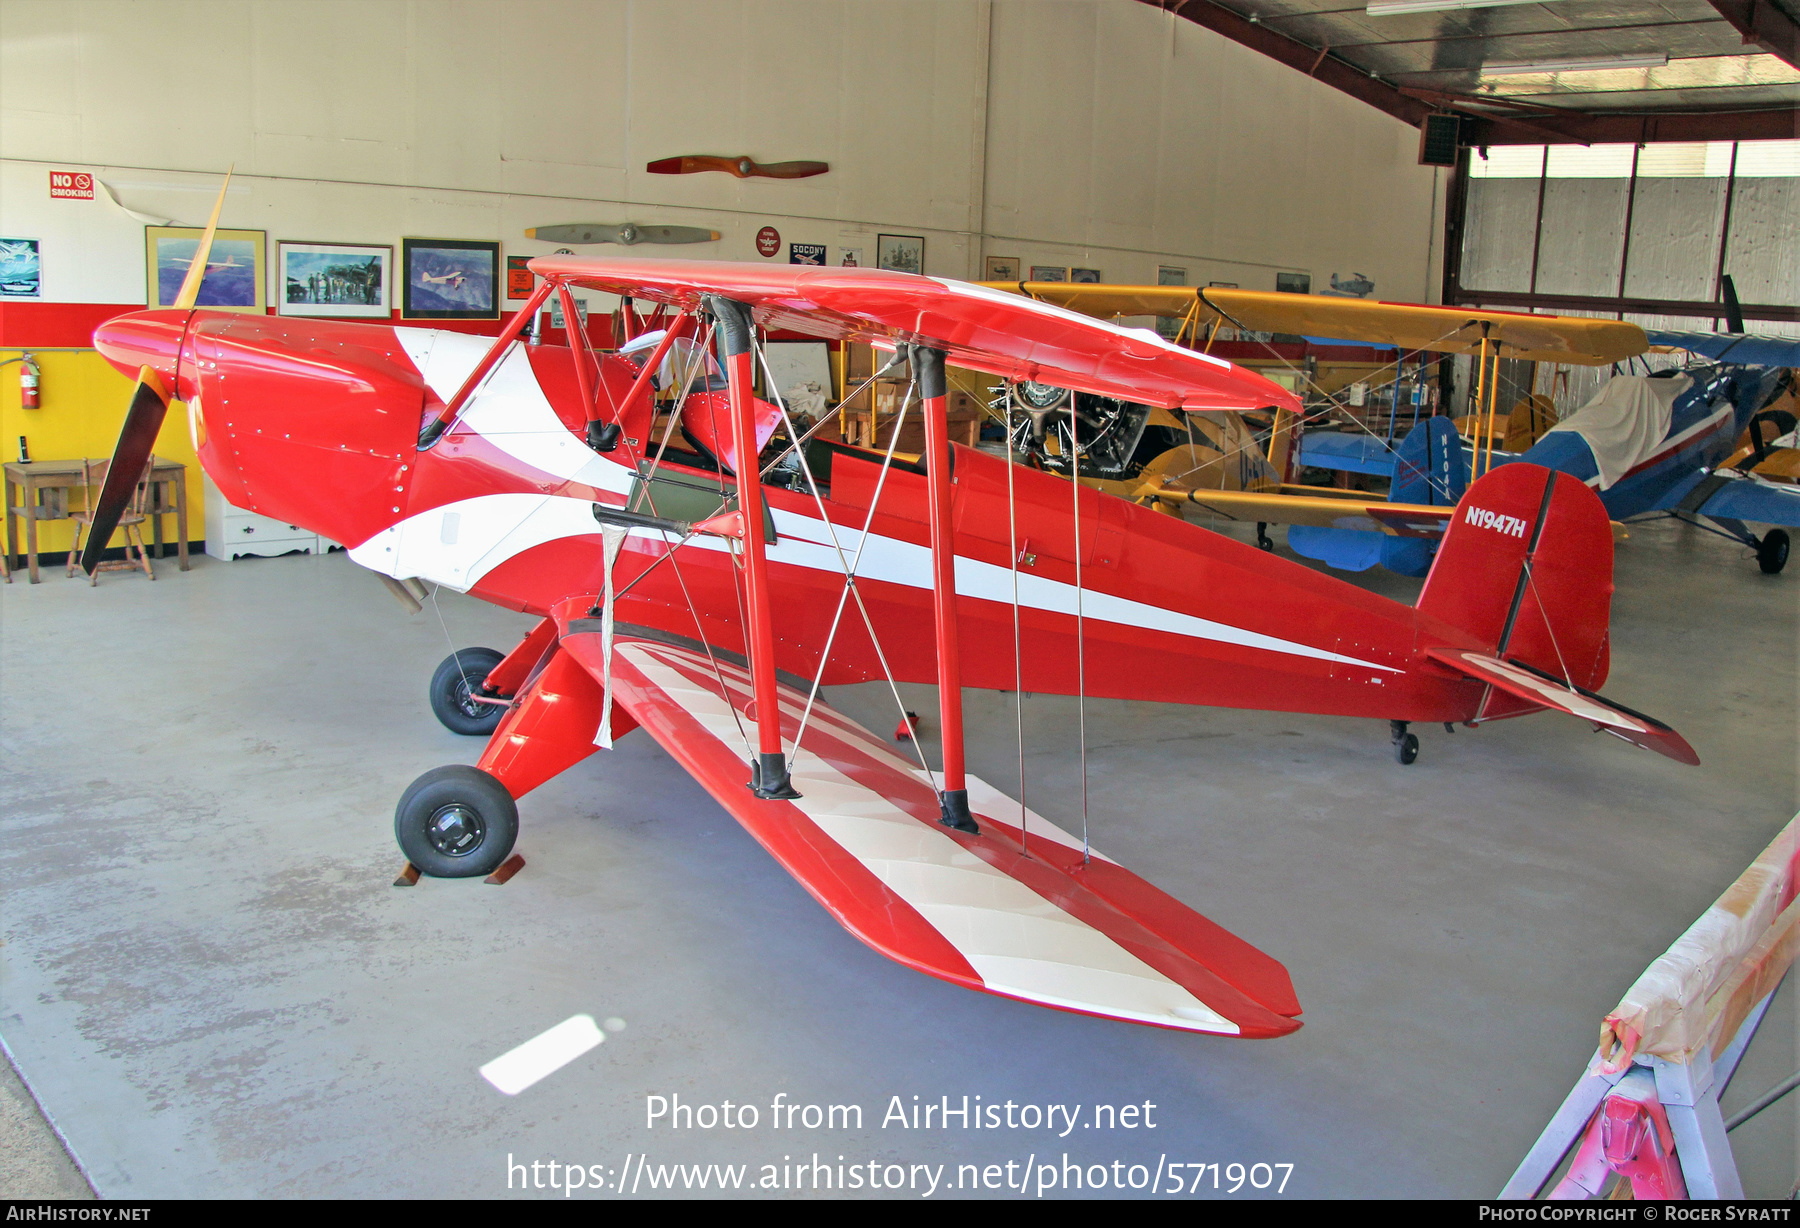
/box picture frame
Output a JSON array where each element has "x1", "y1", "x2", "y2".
[
  {"x1": 1071, "y1": 267, "x2": 1102, "y2": 283},
  {"x1": 876, "y1": 234, "x2": 924, "y2": 276},
  {"x1": 146, "y1": 225, "x2": 266, "y2": 313},
  {"x1": 983, "y1": 256, "x2": 1020, "y2": 281},
  {"x1": 1276, "y1": 272, "x2": 1312, "y2": 294},
  {"x1": 1157, "y1": 266, "x2": 1187, "y2": 286},
  {"x1": 0, "y1": 238, "x2": 41, "y2": 298},
  {"x1": 839, "y1": 247, "x2": 863, "y2": 268},
  {"x1": 402, "y1": 237, "x2": 500, "y2": 320},
  {"x1": 1029, "y1": 265, "x2": 1068, "y2": 283},
  {"x1": 276, "y1": 242, "x2": 391, "y2": 318}
]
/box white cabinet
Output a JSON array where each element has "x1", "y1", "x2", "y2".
[{"x1": 203, "y1": 475, "x2": 337, "y2": 561}]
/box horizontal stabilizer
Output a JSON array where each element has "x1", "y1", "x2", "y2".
[
  {"x1": 561, "y1": 626, "x2": 1301, "y2": 1037},
  {"x1": 1646, "y1": 330, "x2": 1800, "y2": 368},
  {"x1": 1422, "y1": 646, "x2": 1698, "y2": 765},
  {"x1": 1137, "y1": 480, "x2": 1454, "y2": 537}
]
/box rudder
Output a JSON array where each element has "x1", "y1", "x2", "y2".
[{"x1": 1415, "y1": 463, "x2": 1613, "y2": 690}]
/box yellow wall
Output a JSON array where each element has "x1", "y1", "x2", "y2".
[{"x1": 1, "y1": 349, "x2": 206, "y2": 556}]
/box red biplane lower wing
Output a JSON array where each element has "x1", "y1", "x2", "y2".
[
  {"x1": 1421, "y1": 646, "x2": 1699, "y2": 765},
  {"x1": 558, "y1": 626, "x2": 1301, "y2": 1037}
]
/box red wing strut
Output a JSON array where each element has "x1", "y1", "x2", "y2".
[{"x1": 558, "y1": 626, "x2": 1302, "y2": 1037}]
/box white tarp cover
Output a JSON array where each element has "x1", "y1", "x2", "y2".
[
  {"x1": 1600, "y1": 814, "x2": 1799, "y2": 1069},
  {"x1": 1544, "y1": 374, "x2": 1691, "y2": 490}
]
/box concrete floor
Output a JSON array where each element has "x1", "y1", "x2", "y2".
[{"x1": 1, "y1": 516, "x2": 1794, "y2": 1199}]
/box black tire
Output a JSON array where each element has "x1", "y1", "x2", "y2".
[
  {"x1": 430, "y1": 648, "x2": 507, "y2": 735},
  {"x1": 1758, "y1": 529, "x2": 1789, "y2": 575},
  {"x1": 1395, "y1": 732, "x2": 1419, "y2": 765},
  {"x1": 394, "y1": 765, "x2": 518, "y2": 878}
]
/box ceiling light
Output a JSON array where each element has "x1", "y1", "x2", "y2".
[
  {"x1": 1480, "y1": 53, "x2": 1670, "y2": 75},
  {"x1": 1367, "y1": 0, "x2": 1558, "y2": 16}
]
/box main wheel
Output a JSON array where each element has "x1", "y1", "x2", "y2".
[
  {"x1": 395, "y1": 765, "x2": 518, "y2": 878},
  {"x1": 1758, "y1": 529, "x2": 1789, "y2": 575},
  {"x1": 1395, "y1": 732, "x2": 1419, "y2": 765},
  {"x1": 430, "y1": 647, "x2": 507, "y2": 735}
]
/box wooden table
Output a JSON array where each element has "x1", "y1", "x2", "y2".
[{"x1": 4, "y1": 456, "x2": 190, "y2": 584}]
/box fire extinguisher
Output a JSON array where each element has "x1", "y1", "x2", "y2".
[{"x1": 18, "y1": 354, "x2": 39, "y2": 409}]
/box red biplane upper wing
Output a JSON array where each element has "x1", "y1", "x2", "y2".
[
  {"x1": 527, "y1": 256, "x2": 1299, "y2": 415},
  {"x1": 554, "y1": 618, "x2": 1301, "y2": 1037}
]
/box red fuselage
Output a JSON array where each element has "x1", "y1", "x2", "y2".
[{"x1": 97, "y1": 308, "x2": 1548, "y2": 726}]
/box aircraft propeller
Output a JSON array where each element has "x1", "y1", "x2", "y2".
[
  {"x1": 645, "y1": 155, "x2": 828, "y2": 180},
  {"x1": 525, "y1": 223, "x2": 721, "y2": 246},
  {"x1": 79, "y1": 171, "x2": 232, "y2": 577}
]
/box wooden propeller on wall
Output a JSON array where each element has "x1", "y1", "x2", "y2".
[{"x1": 646, "y1": 155, "x2": 828, "y2": 180}]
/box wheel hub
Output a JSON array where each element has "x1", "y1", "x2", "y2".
[
  {"x1": 454, "y1": 679, "x2": 487, "y2": 719},
  {"x1": 426, "y1": 803, "x2": 486, "y2": 857}
]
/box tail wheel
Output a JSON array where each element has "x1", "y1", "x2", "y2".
[
  {"x1": 395, "y1": 765, "x2": 518, "y2": 878},
  {"x1": 1757, "y1": 529, "x2": 1789, "y2": 575},
  {"x1": 430, "y1": 647, "x2": 507, "y2": 735},
  {"x1": 1395, "y1": 733, "x2": 1419, "y2": 765}
]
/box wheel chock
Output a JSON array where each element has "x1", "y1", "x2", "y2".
[
  {"x1": 393, "y1": 862, "x2": 421, "y2": 887},
  {"x1": 485, "y1": 853, "x2": 526, "y2": 885}
]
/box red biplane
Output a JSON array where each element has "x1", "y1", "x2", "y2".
[{"x1": 81, "y1": 189, "x2": 1695, "y2": 1040}]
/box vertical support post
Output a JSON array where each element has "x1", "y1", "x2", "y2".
[
  {"x1": 707, "y1": 296, "x2": 799, "y2": 800},
  {"x1": 1471, "y1": 328, "x2": 1491, "y2": 479},
  {"x1": 1655, "y1": 1050, "x2": 1744, "y2": 1199},
  {"x1": 913, "y1": 344, "x2": 977, "y2": 834}
]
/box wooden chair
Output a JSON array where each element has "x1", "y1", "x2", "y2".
[{"x1": 66, "y1": 457, "x2": 155, "y2": 584}]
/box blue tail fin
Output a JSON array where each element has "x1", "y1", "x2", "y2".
[{"x1": 1391, "y1": 416, "x2": 1465, "y2": 507}]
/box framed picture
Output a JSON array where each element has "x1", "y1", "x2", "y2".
[
  {"x1": 402, "y1": 238, "x2": 499, "y2": 320},
  {"x1": 506, "y1": 255, "x2": 536, "y2": 300},
  {"x1": 876, "y1": 234, "x2": 924, "y2": 276},
  {"x1": 1029, "y1": 265, "x2": 1068, "y2": 282},
  {"x1": 546, "y1": 295, "x2": 588, "y2": 329},
  {"x1": 839, "y1": 247, "x2": 863, "y2": 268},
  {"x1": 1276, "y1": 272, "x2": 1312, "y2": 294},
  {"x1": 1071, "y1": 267, "x2": 1102, "y2": 283},
  {"x1": 1158, "y1": 266, "x2": 1187, "y2": 286},
  {"x1": 276, "y1": 242, "x2": 390, "y2": 318},
  {"x1": 145, "y1": 226, "x2": 265, "y2": 313},
  {"x1": 984, "y1": 255, "x2": 1020, "y2": 281},
  {"x1": 1208, "y1": 280, "x2": 1239, "y2": 289},
  {"x1": 789, "y1": 243, "x2": 826, "y2": 266},
  {"x1": 0, "y1": 238, "x2": 41, "y2": 298}
]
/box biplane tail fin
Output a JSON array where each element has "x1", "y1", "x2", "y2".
[{"x1": 1417, "y1": 463, "x2": 1615, "y2": 692}]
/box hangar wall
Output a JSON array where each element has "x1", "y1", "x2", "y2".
[{"x1": 0, "y1": 0, "x2": 1444, "y2": 550}]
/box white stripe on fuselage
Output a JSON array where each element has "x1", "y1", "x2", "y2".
[{"x1": 349, "y1": 327, "x2": 1400, "y2": 676}]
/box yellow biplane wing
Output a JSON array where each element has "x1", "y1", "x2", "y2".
[
  {"x1": 1136, "y1": 479, "x2": 1630, "y2": 541},
  {"x1": 979, "y1": 283, "x2": 1646, "y2": 367},
  {"x1": 1135, "y1": 480, "x2": 1455, "y2": 536}
]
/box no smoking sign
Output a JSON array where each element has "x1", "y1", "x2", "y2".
[{"x1": 49, "y1": 171, "x2": 94, "y2": 200}]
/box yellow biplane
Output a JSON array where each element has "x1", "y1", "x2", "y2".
[{"x1": 980, "y1": 281, "x2": 1646, "y2": 567}]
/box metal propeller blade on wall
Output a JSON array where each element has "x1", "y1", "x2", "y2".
[
  {"x1": 645, "y1": 155, "x2": 828, "y2": 180},
  {"x1": 81, "y1": 170, "x2": 232, "y2": 577},
  {"x1": 524, "y1": 223, "x2": 721, "y2": 246}
]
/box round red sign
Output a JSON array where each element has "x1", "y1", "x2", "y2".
[{"x1": 755, "y1": 226, "x2": 781, "y2": 258}]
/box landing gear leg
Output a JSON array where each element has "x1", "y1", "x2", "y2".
[
  {"x1": 1390, "y1": 719, "x2": 1419, "y2": 765},
  {"x1": 1256, "y1": 522, "x2": 1274, "y2": 552}
]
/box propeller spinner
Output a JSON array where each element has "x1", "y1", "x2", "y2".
[{"x1": 80, "y1": 170, "x2": 232, "y2": 578}]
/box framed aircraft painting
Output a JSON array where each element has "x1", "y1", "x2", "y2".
[
  {"x1": 983, "y1": 255, "x2": 1020, "y2": 281},
  {"x1": 145, "y1": 225, "x2": 265, "y2": 313},
  {"x1": 876, "y1": 234, "x2": 923, "y2": 276},
  {"x1": 277, "y1": 241, "x2": 391, "y2": 318},
  {"x1": 402, "y1": 237, "x2": 499, "y2": 320}
]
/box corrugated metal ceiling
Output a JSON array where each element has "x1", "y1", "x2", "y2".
[{"x1": 1207, "y1": 0, "x2": 1798, "y2": 112}]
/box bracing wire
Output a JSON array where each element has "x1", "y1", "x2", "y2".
[
  {"x1": 1005, "y1": 383, "x2": 1028, "y2": 857},
  {"x1": 750, "y1": 338, "x2": 938, "y2": 785},
  {"x1": 1070, "y1": 418, "x2": 1090, "y2": 865}
]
